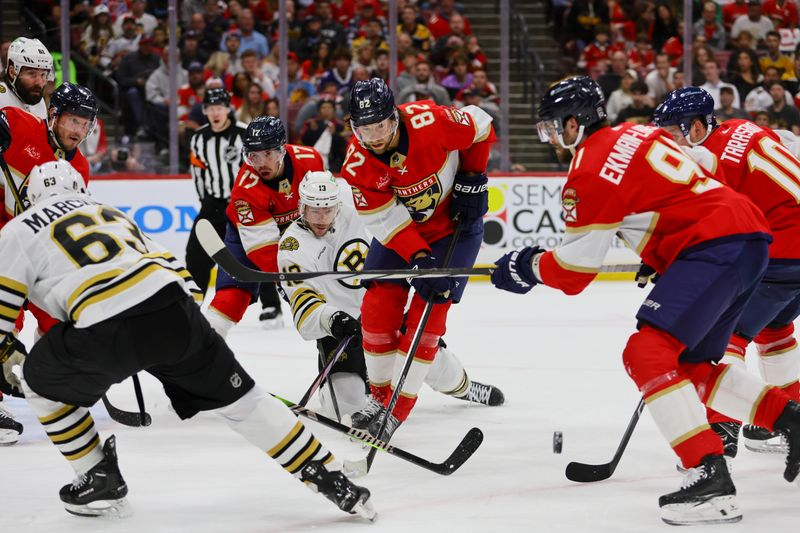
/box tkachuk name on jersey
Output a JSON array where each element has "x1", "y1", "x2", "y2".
[
  {"x1": 20, "y1": 198, "x2": 98, "y2": 233},
  {"x1": 719, "y1": 121, "x2": 761, "y2": 165},
  {"x1": 599, "y1": 125, "x2": 654, "y2": 185}
]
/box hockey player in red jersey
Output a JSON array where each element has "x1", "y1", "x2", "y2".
[
  {"x1": 0, "y1": 82, "x2": 95, "y2": 443},
  {"x1": 340, "y1": 78, "x2": 498, "y2": 441},
  {"x1": 491, "y1": 76, "x2": 800, "y2": 525},
  {"x1": 204, "y1": 115, "x2": 326, "y2": 338},
  {"x1": 654, "y1": 87, "x2": 800, "y2": 455}
]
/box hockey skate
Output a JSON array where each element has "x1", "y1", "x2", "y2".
[
  {"x1": 772, "y1": 400, "x2": 800, "y2": 484},
  {"x1": 299, "y1": 460, "x2": 377, "y2": 521},
  {"x1": 345, "y1": 396, "x2": 383, "y2": 431},
  {"x1": 659, "y1": 454, "x2": 741, "y2": 525},
  {"x1": 59, "y1": 435, "x2": 132, "y2": 518},
  {"x1": 0, "y1": 402, "x2": 22, "y2": 445},
  {"x1": 455, "y1": 381, "x2": 505, "y2": 406},
  {"x1": 676, "y1": 422, "x2": 739, "y2": 474},
  {"x1": 367, "y1": 409, "x2": 402, "y2": 442},
  {"x1": 259, "y1": 306, "x2": 284, "y2": 330},
  {"x1": 743, "y1": 424, "x2": 788, "y2": 454}
]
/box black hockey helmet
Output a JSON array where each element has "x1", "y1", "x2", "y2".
[
  {"x1": 536, "y1": 76, "x2": 607, "y2": 149},
  {"x1": 243, "y1": 115, "x2": 286, "y2": 154},
  {"x1": 49, "y1": 82, "x2": 98, "y2": 122},
  {"x1": 203, "y1": 87, "x2": 231, "y2": 107},
  {"x1": 653, "y1": 87, "x2": 717, "y2": 145},
  {"x1": 349, "y1": 77, "x2": 395, "y2": 127}
]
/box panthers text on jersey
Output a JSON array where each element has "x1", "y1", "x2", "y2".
[
  {"x1": 0, "y1": 193, "x2": 201, "y2": 336},
  {"x1": 536, "y1": 123, "x2": 770, "y2": 295},
  {"x1": 278, "y1": 203, "x2": 369, "y2": 341},
  {"x1": 340, "y1": 101, "x2": 494, "y2": 261},
  {"x1": 0, "y1": 107, "x2": 90, "y2": 227},
  {"x1": 225, "y1": 144, "x2": 324, "y2": 272},
  {"x1": 700, "y1": 119, "x2": 800, "y2": 259}
]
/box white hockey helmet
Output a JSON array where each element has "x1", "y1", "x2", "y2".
[
  {"x1": 27, "y1": 161, "x2": 86, "y2": 205},
  {"x1": 6, "y1": 37, "x2": 54, "y2": 82},
  {"x1": 298, "y1": 170, "x2": 340, "y2": 233}
]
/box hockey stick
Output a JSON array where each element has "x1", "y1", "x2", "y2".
[
  {"x1": 0, "y1": 152, "x2": 28, "y2": 215},
  {"x1": 196, "y1": 218, "x2": 640, "y2": 283},
  {"x1": 320, "y1": 348, "x2": 343, "y2": 422},
  {"x1": 565, "y1": 397, "x2": 645, "y2": 482},
  {"x1": 101, "y1": 376, "x2": 153, "y2": 428},
  {"x1": 299, "y1": 335, "x2": 353, "y2": 408},
  {"x1": 274, "y1": 393, "x2": 484, "y2": 476}
]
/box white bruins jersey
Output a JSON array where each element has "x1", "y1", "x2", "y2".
[
  {"x1": 278, "y1": 204, "x2": 370, "y2": 341},
  {"x1": 0, "y1": 193, "x2": 201, "y2": 335},
  {"x1": 0, "y1": 81, "x2": 47, "y2": 119}
]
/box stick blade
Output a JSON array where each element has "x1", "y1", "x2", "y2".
[
  {"x1": 438, "y1": 427, "x2": 484, "y2": 475},
  {"x1": 196, "y1": 218, "x2": 225, "y2": 259},
  {"x1": 564, "y1": 461, "x2": 613, "y2": 483}
]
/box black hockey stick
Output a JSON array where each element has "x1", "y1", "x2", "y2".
[
  {"x1": 274, "y1": 394, "x2": 484, "y2": 476},
  {"x1": 0, "y1": 152, "x2": 28, "y2": 215},
  {"x1": 299, "y1": 335, "x2": 353, "y2": 408},
  {"x1": 565, "y1": 397, "x2": 645, "y2": 482},
  {"x1": 101, "y1": 376, "x2": 152, "y2": 428}
]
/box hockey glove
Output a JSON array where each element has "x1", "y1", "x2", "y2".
[
  {"x1": 450, "y1": 172, "x2": 488, "y2": 223},
  {"x1": 410, "y1": 255, "x2": 455, "y2": 304},
  {"x1": 329, "y1": 311, "x2": 361, "y2": 340},
  {"x1": 635, "y1": 263, "x2": 660, "y2": 288},
  {"x1": 490, "y1": 246, "x2": 543, "y2": 295},
  {"x1": 0, "y1": 334, "x2": 26, "y2": 398},
  {"x1": 0, "y1": 111, "x2": 10, "y2": 154}
]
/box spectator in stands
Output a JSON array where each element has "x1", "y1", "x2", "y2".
[
  {"x1": 716, "y1": 85, "x2": 752, "y2": 120},
  {"x1": 317, "y1": 47, "x2": 354, "y2": 93},
  {"x1": 644, "y1": 52, "x2": 677, "y2": 102},
  {"x1": 0, "y1": 41, "x2": 10, "y2": 71},
  {"x1": 112, "y1": 0, "x2": 157, "y2": 37},
  {"x1": 300, "y1": 97, "x2": 347, "y2": 172},
  {"x1": 694, "y1": 1, "x2": 727, "y2": 51},
  {"x1": 579, "y1": 25, "x2": 620, "y2": 71},
  {"x1": 427, "y1": 0, "x2": 472, "y2": 39},
  {"x1": 652, "y1": 4, "x2": 679, "y2": 52},
  {"x1": 266, "y1": 97, "x2": 280, "y2": 118},
  {"x1": 303, "y1": 41, "x2": 333, "y2": 84},
  {"x1": 464, "y1": 35, "x2": 487, "y2": 71},
  {"x1": 205, "y1": 52, "x2": 233, "y2": 84},
  {"x1": 100, "y1": 11, "x2": 140, "y2": 73},
  {"x1": 294, "y1": 81, "x2": 341, "y2": 133},
  {"x1": 565, "y1": 0, "x2": 609, "y2": 49},
  {"x1": 745, "y1": 65, "x2": 792, "y2": 111},
  {"x1": 691, "y1": 44, "x2": 716, "y2": 85},
  {"x1": 396, "y1": 32, "x2": 415, "y2": 62},
  {"x1": 701, "y1": 61, "x2": 742, "y2": 108},
  {"x1": 615, "y1": 81, "x2": 655, "y2": 124},
  {"x1": 754, "y1": 109, "x2": 771, "y2": 126},
  {"x1": 766, "y1": 81, "x2": 800, "y2": 133},
  {"x1": 203, "y1": 0, "x2": 231, "y2": 45},
  {"x1": 287, "y1": 52, "x2": 316, "y2": 102},
  {"x1": 431, "y1": 12, "x2": 469, "y2": 67},
  {"x1": 370, "y1": 49, "x2": 390, "y2": 81},
  {"x1": 763, "y1": 0, "x2": 799, "y2": 28},
  {"x1": 398, "y1": 5, "x2": 432, "y2": 52},
  {"x1": 606, "y1": 69, "x2": 638, "y2": 123},
  {"x1": 297, "y1": 15, "x2": 325, "y2": 62},
  {"x1": 240, "y1": 49, "x2": 275, "y2": 97},
  {"x1": 228, "y1": 9, "x2": 268, "y2": 58},
  {"x1": 230, "y1": 71, "x2": 253, "y2": 109},
  {"x1": 397, "y1": 60, "x2": 451, "y2": 105},
  {"x1": 397, "y1": 50, "x2": 420, "y2": 94},
  {"x1": 236, "y1": 82, "x2": 268, "y2": 123},
  {"x1": 724, "y1": 0, "x2": 750, "y2": 31},
  {"x1": 760, "y1": 30, "x2": 795, "y2": 78},
  {"x1": 352, "y1": 19, "x2": 389, "y2": 55},
  {"x1": 182, "y1": 0, "x2": 206, "y2": 27},
  {"x1": 597, "y1": 50, "x2": 629, "y2": 98},
  {"x1": 222, "y1": 30, "x2": 243, "y2": 72},
  {"x1": 245, "y1": 0, "x2": 272, "y2": 25},
  {"x1": 661, "y1": 20, "x2": 685, "y2": 67},
  {"x1": 80, "y1": 4, "x2": 113, "y2": 67},
  {"x1": 146, "y1": 49, "x2": 188, "y2": 149},
  {"x1": 458, "y1": 87, "x2": 501, "y2": 130},
  {"x1": 785, "y1": 53, "x2": 800, "y2": 95},
  {"x1": 628, "y1": 33, "x2": 655, "y2": 73},
  {"x1": 353, "y1": 40, "x2": 377, "y2": 70},
  {"x1": 314, "y1": 1, "x2": 347, "y2": 47},
  {"x1": 189, "y1": 13, "x2": 220, "y2": 54},
  {"x1": 347, "y1": 0, "x2": 386, "y2": 44},
  {"x1": 181, "y1": 30, "x2": 210, "y2": 69},
  {"x1": 178, "y1": 62, "x2": 206, "y2": 121},
  {"x1": 731, "y1": 0, "x2": 774, "y2": 49},
  {"x1": 673, "y1": 70, "x2": 686, "y2": 89},
  {"x1": 441, "y1": 55, "x2": 473, "y2": 100},
  {"x1": 729, "y1": 48, "x2": 764, "y2": 99},
  {"x1": 116, "y1": 36, "x2": 160, "y2": 136},
  {"x1": 80, "y1": 116, "x2": 108, "y2": 174},
  {"x1": 462, "y1": 68, "x2": 500, "y2": 107}
]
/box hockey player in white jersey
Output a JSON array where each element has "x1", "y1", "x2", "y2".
[
  {"x1": 0, "y1": 161, "x2": 375, "y2": 520},
  {"x1": 0, "y1": 37, "x2": 53, "y2": 119},
  {"x1": 278, "y1": 171, "x2": 504, "y2": 421}
]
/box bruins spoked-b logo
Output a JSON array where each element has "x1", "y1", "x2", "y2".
[
  {"x1": 336, "y1": 238, "x2": 369, "y2": 289},
  {"x1": 393, "y1": 174, "x2": 442, "y2": 223}
]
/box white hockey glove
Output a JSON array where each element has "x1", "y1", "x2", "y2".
[{"x1": 0, "y1": 334, "x2": 26, "y2": 397}]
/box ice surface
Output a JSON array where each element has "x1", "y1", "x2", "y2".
[{"x1": 5, "y1": 282, "x2": 798, "y2": 532}]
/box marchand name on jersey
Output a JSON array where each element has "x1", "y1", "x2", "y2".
[
  {"x1": 719, "y1": 121, "x2": 761, "y2": 165},
  {"x1": 21, "y1": 198, "x2": 97, "y2": 233},
  {"x1": 599, "y1": 125, "x2": 654, "y2": 185}
]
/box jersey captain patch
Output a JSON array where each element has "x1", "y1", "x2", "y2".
[{"x1": 392, "y1": 174, "x2": 442, "y2": 223}]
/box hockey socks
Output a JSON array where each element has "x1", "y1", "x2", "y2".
[
  {"x1": 755, "y1": 325, "x2": 800, "y2": 399},
  {"x1": 206, "y1": 287, "x2": 252, "y2": 339}
]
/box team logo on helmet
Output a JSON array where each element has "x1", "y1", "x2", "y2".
[
  {"x1": 393, "y1": 174, "x2": 442, "y2": 223},
  {"x1": 280, "y1": 236, "x2": 300, "y2": 251},
  {"x1": 562, "y1": 187, "x2": 580, "y2": 223}
]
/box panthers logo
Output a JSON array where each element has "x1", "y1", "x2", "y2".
[
  {"x1": 336, "y1": 238, "x2": 369, "y2": 289},
  {"x1": 393, "y1": 174, "x2": 442, "y2": 223},
  {"x1": 280, "y1": 236, "x2": 300, "y2": 251},
  {"x1": 562, "y1": 187, "x2": 580, "y2": 224}
]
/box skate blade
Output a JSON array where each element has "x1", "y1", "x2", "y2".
[
  {"x1": 744, "y1": 436, "x2": 788, "y2": 454},
  {"x1": 0, "y1": 429, "x2": 21, "y2": 445},
  {"x1": 64, "y1": 497, "x2": 133, "y2": 519},
  {"x1": 661, "y1": 495, "x2": 741, "y2": 526},
  {"x1": 342, "y1": 458, "x2": 368, "y2": 478},
  {"x1": 260, "y1": 318, "x2": 284, "y2": 330},
  {"x1": 350, "y1": 495, "x2": 377, "y2": 522}
]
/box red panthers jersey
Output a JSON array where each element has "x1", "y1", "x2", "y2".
[
  {"x1": 340, "y1": 101, "x2": 495, "y2": 261},
  {"x1": 0, "y1": 107, "x2": 90, "y2": 228},
  {"x1": 701, "y1": 119, "x2": 800, "y2": 260},
  {"x1": 226, "y1": 144, "x2": 324, "y2": 272},
  {"x1": 537, "y1": 123, "x2": 770, "y2": 295}
]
